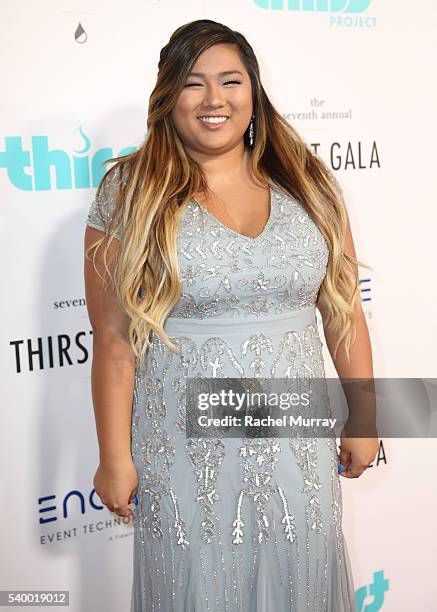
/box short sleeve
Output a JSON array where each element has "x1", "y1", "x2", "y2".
[{"x1": 86, "y1": 164, "x2": 123, "y2": 240}]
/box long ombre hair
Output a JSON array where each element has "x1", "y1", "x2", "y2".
[{"x1": 86, "y1": 18, "x2": 371, "y2": 368}]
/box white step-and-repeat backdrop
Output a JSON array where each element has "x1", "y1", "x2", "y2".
[{"x1": 2, "y1": 1, "x2": 436, "y2": 610}]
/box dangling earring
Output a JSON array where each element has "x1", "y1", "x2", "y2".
[{"x1": 249, "y1": 114, "x2": 255, "y2": 147}]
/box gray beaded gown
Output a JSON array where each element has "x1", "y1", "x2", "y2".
[{"x1": 86, "y1": 168, "x2": 357, "y2": 612}]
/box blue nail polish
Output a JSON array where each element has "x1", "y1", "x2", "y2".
[
  {"x1": 134, "y1": 495, "x2": 138, "y2": 506},
  {"x1": 338, "y1": 463, "x2": 345, "y2": 474}
]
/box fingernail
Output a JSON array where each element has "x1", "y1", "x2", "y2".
[
  {"x1": 134, "y1": 495, "x2": 138, "y2": 506},
  {"x1": 338, "y1": 463, "x2": 345, "y2": 474}
]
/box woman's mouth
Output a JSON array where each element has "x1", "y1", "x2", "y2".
[{"x1": 197, "y1": 116, "x2": 230, "y2": 129}]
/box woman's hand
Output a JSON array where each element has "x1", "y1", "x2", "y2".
[
  {"x1": 339, "y1": 436, "x2": 379, "y2": 478},
  {"x1": 93, "y1": 458, "x2": 138, "y2": 517}
]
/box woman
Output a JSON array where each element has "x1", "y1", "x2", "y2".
[{"x1": 84, "y1": 19, "x2": 378, "y2": 612}]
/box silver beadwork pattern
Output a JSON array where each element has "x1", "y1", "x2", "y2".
[{"x1": 87, "y1": 177, "x2": 357, "y2": 611}]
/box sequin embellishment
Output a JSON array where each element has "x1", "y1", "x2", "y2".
[
  {"x1": 85, "y1": 177, "x2": 355, "y2": 609},
  {"x1": 235, "y1": 438, "x2": 281, "y2": 544}
]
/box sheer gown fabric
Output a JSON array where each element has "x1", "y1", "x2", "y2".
[{"x1": 86, "y1": 167, "x2": 357, "y2": 612}]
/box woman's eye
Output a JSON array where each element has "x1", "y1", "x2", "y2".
[{"x1": 184, "y1": 80, "x2": 241, "y2": 87}]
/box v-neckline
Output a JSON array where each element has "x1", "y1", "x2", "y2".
[{"x1": 192, "y1": 183, "x2": 275, "y2": 242}]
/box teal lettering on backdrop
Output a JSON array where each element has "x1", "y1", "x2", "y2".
[
  {"x1": 0, "y1": 127, "x2": 136, "y2": 190},
  {"x1": 253, "y1": 0, "x2": 372, "y2": 12},
  {"x1": 355, "y1": 570, "x2": 389, "y2": 611}
]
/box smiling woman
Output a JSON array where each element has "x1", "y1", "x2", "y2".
[
  {"x1": 84, "y1": 17, "x2": 376, "y2": 612},
  {"x1": 170, "y1": 45, "x2": 272, "y2": 239},
  {"x1": 172, "y1": 47, "x2": 253, "y2": 149}
]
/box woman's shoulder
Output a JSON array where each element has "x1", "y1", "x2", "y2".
[{"x1": 86, "y1": 162, "x2": 128, "y2": 239}]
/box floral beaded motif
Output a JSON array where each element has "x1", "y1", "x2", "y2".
[
  {"x1": 132, "y1": 337, "x2": 190, "y2": 549},
  {"x1": 140, "y1": 419, "x2": 176, "y2": 539},
  {"x1": 132, "y1": 183, "x2": 331, "y2": 550},
  {"x1": 289, "y1": 438, "x2": 324, "y2": 533},
  {"x1": 169, "y1": 183, "x2": 329, "y2": 320},
  {"x1": 111, "y1": 179, "x2": 349, "y2": 610},
  {"x1": 235, "y1": 438, "x2": 282, "y2": 544},
  {"x1": 186, "y1": 438, "x2": 226, "y2": 544}
]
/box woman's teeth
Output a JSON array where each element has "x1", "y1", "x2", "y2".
[{"x1": 198, "y1": 116, "x2": 228, "y2": 124}]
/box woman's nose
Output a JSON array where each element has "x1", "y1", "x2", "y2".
[{"x1": 202, "y1": 83, "x2": 225, "y2": 106}]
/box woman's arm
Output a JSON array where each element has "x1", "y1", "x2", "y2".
[
  {"x1": 84, "y1": 226, "x2": 138, "y2": 515},
  {"x1": 317, "y1": 211, "x2": 379, "y2": 478}
]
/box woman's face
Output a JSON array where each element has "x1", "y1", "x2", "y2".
[{"x1": 171, "y1": 43, "x2": 253, "y2": 156}]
